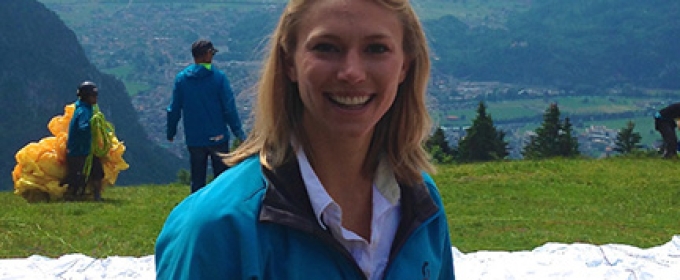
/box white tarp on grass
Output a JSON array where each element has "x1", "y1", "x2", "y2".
[{"x1": 1, "y1": 235, "x2": 678, "y2": 280}]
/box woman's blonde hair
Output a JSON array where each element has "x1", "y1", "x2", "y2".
[{"x1": 226, "y1": 0, "x2": 434, "y2": 185}]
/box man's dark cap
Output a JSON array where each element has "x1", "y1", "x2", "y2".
[
  {"x1": 191, "y1": 40, "x2": 219, "y2": 57},
  {"x1": 77, "y1": 81, "x2": 98, "y2": 97}
]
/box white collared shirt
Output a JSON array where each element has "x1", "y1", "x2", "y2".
[{"x1": 297, "y1": 149, "x2": 401, "y2": 280}]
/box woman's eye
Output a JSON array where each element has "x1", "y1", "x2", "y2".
[
  {"x1": 366, "y1": 44, "x2": 389, "y2": 54},
  {"x1": 311, "y1": 43, "x2": 338, "y2": 52}
]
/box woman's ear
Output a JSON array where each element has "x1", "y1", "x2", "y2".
[
  {"x1": 398, "y1": 58, "x2": 411, "y2": 83},
  {"x1": 284, "y1": 52, "x2": 297, "y2": 82},
  {"x1": 286, "y1": 66, "x2": 297, "y2": 82}
]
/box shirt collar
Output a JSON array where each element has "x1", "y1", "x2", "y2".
[
  {"x1": 373, "y1": 156, "x2": 400, "y2": 205},
  {"x1": 295, "y1": 148, "x2": 401, "y2": 230},
  {"x1": 296, "y1": 148, "x2": 333, "y2": 229},
  {"x1": 199, "y1": 63, "x2": 212, "y2": 70}
]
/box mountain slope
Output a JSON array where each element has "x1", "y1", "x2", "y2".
[
  {"x1": 0, "y1": 0, "x2": 184, "y2": 190},
  {"x1": 427, "y1": 0, "x2": 680, "y2": 88}
]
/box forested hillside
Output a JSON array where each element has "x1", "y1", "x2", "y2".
[
  {"x1": 0, "y1": 0, "x2": 184, "y2": 191},
  {"x1": 19, "y1": 0, "x2": 680, "y2": 161},
  {"x1": 428, "y1": 0, "x2": 680, "y2": 89}
]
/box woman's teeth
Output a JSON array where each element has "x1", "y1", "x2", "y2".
[{"x1": 330, "y1": 95, "x2": 370, "y2": 106}]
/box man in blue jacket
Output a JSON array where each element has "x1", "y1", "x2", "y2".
[
  {"x1": 167, "y1": 39, "x2": 246, "y2": 193},
  {"x1": 62, "y1": 81, "x2": 105, "y2": 201}
]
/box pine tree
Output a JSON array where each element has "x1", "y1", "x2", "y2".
[
  {"x1": 523, "y1": 103, "x2": 579, "y2": 159},
  {"x1": 426, "y1": 127, "x2": 451, "y2": 154},
  {"x1": 425, "y1": 126, "x2": 455, "y2": 163},
  {"x1": 523, "y1": 103, "x2": 561, "y2": 159},
  {"x1": 558, "y1": 117, "x2": 580, "y2": 157},
  {"x1": 457, "y1": 101, "x2": 509, "y2": 162},
  {"x1": 614, "y1": 120, "x2": 642, "y2": 154}
]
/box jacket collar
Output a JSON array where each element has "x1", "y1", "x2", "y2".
[
  {"x1": 258, "y1": 155, "x2": 440, "y2": 257},
  {"x1": 75, "y1": 99, "x2": 93, "y2": 108}
]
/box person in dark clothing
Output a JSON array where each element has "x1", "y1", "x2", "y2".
[
  {"x1": 167, "y1": 39, "x2": 246, "y2": 193},
  {"x1": 654, "y1": 103, "x2": 680, "y2": 159},
  {"x1": 62, "y1": 81, "x2": 105, "y2": 201}
]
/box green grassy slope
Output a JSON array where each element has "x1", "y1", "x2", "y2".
[
  {"x1": 436, "y1": 157, "x2": 679, "y2": 252},
  {"x1": 2, "y1": 157, "x2": 678, "y2": 258}
]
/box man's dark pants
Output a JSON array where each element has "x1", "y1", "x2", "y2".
[
  {"x1": 62, "y1": 155, "x2": 104, "y2": 199},
  {"x1": 188, "y1": 141, "x2": 230, "y2": 193},
  {"x1": 655, "y1": 118, "x2": 678, "y2": 159}
]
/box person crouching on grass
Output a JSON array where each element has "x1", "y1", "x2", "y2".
[{"x1": 61, "y1": 81, "x2": 105, "y2": 201}]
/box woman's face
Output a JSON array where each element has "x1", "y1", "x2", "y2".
[{"x1": 287, "y1": 0, "x2": 409, "y2": 140}]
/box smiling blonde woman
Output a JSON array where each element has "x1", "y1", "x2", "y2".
[{"x1": 155, "y1": 1, "x2": 455, "y2": 279}]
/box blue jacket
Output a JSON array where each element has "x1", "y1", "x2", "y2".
[
  {"x1": 155, "y1": 156, "x2": 455, "y2": 280},
  {"x1": 167, "y1": 64, "x2": 246, "y2": 147},
  {"x1": 66, "y1": 99, "x2": 93, "y2": 156}
]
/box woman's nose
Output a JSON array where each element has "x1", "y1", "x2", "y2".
[{"x1": 336, "y1": 50, "x2": 366, "y2": 84}]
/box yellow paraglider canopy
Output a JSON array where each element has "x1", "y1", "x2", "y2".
[{"x1": 12, "y1": 104, "x2": 129, "y2": 202}]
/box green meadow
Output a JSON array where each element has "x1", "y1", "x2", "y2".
[{"x1": 2, "y1": 157, "x2": 678, "y2": 258}]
